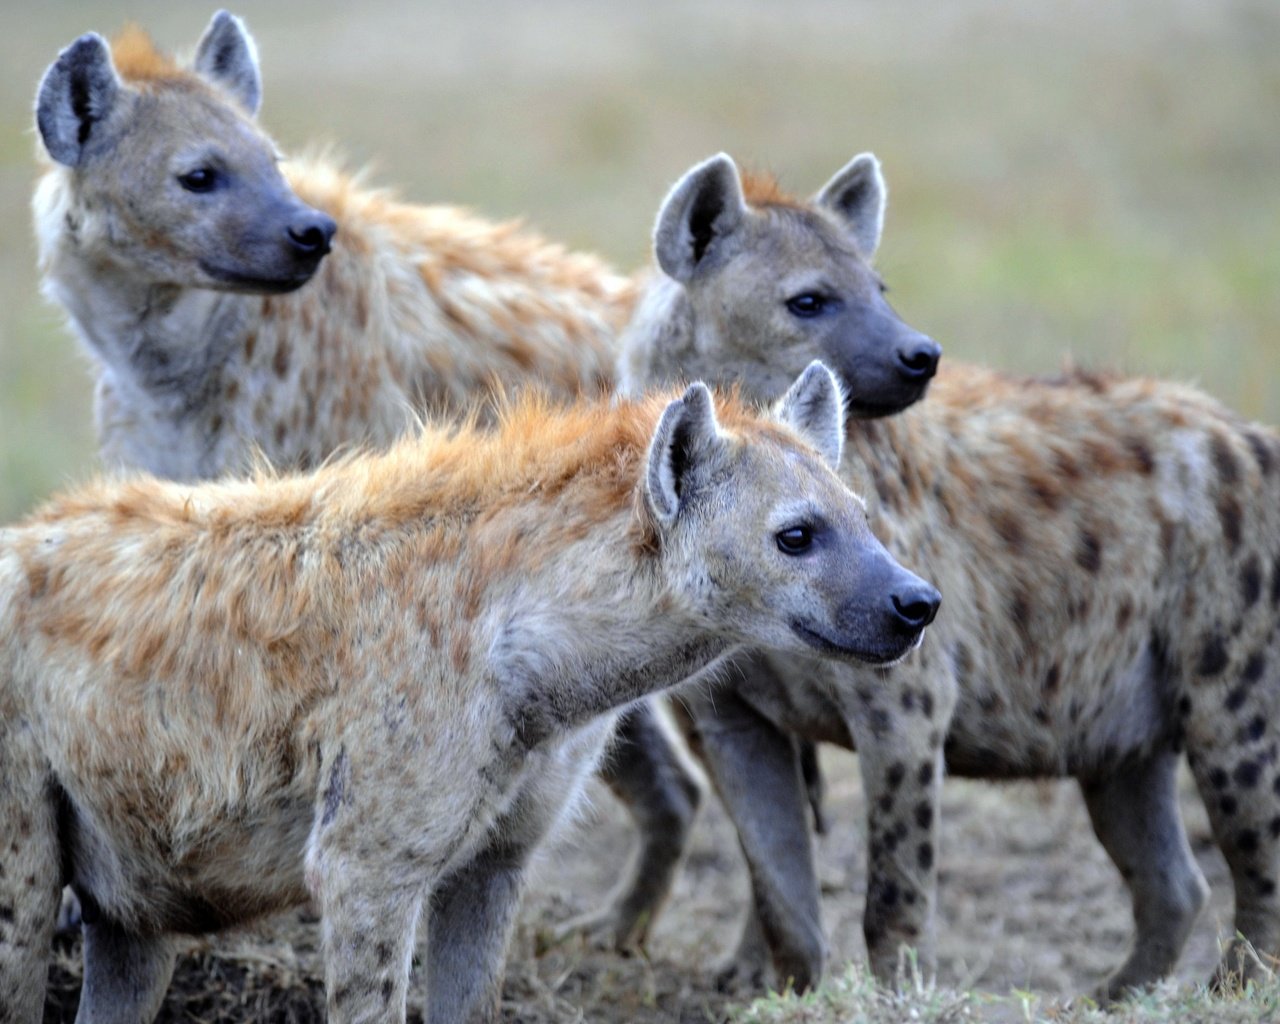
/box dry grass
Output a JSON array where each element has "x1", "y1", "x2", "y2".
[{"x1": 7, "y1": 1, "x2": 1280, "y2": 1021}]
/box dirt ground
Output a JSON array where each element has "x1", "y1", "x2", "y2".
[{"x1": 43, "y1": 749, "x2": 1233, "y2": 1023}]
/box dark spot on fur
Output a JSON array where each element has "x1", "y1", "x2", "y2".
[
  {"x1": 1245, "y1": 431, "x2": 1274, "y2": 476},
  {"x1": 992, "y1": 510, "x2": 1025, "y2": 549},
  {"x1": 1115, "y1": 599, "x2": 1133, "y2": 631},
  {"x1": 919, "y1": 691, "x2": 934, "y2": 718},
  {"x1": 1243, "y1": 652, "x2": 1267, "y2": 685},
  {"x1": 1235, "y1": 761, "x2": 1262, "y2": 788},
  {"x1": 1177, "y1": 696, "x2": 1191, "y2": 718},
  {"x1": 917, "y1": 842, "x2": 934, "y2": 871},
  {"x1": 1210, "y1": 767, "x2": 1229, "y2": 789},
  {"x1": 1197, "y1": 635, "x2": 1229, "y2": 678},
  {"x1": 1125, "y1": 435, "x2": 1155, "y2": 474},
  {"x1": 886, "y1": 762, "x2": 906, "y2": 790},
  {"x1": 382, "y1": 978, "x2": 394, "y2": 1005},
  {"x1": 1241, "y1": 556, "x2": 1263, "y2": 609},
  {"x1": 1034, "y1": 706, "x2": 1050, "y2": 724},
  {"x1": 273, "y1": 339, "x2": 290, "y2": 378},
  {"x1": 1076, "y1": 530, "x2": 1102, "y2": 573},
  {"x1": 1221, "y1": 795, "x2": 1239, "y2": 816},
  {"x1": 878, "y1": 794, "x2": 894, "y2": 814},
  {"x1": 1237, "y1": 829, "x2": 1260, "y2": 853},
  {"x1": 375, "y1": 941, "x2": 392, "y2": 966},
  {"x1": 321, "y1": 748, "x2": 349, "y2": 827},
  {"x1": 0, "y1": 905, "x2": 13, "y2": 924},
  {"x1": 1211, "y1": 432, "x2": 1241, "y2": 485},
  {"x1": 244, "y1": 331, "x2": 258, "y2": 360},
  {"x1": 1269, "y1": 816, "x2": 1280, "y2": 839},
  {"x1": 1043, "y1": 663, "x2": 1061, "y2": 694},
  {"x1": 1261, "y1": 879, "x2": 1278, "y2": 896},
  {"x1": 917, "y1": 761, "x2": 933, "y2": 787},
  {"x1": 1245, "y1": 716, "x2": 1266, "y2": 742},
  {"x1": 901, "y1": 689, "x2": 916, "y2": 712},
  {"x1": 915, "y1": 800, "x2": 932, "y2": 829},
  {"x1": 1226, "y1": 686, "x2": 1248, "y2": 712},
  {"x1": 879, "y1": 881, "x2": 900, "y2": 908},
  {"x1": 1218, "y1": 495, "x2": 1243, "y2": 551},
  {"x1": 1009, "y1": 589, "x2": 1032, "y2": 639},
  {"x1": 869, "y1": 708, "x2": 891, "y2": 736}
]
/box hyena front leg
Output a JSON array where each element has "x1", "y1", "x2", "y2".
[
  {"x1": 76, "y1": 918, "x2": 177, "y2": 1024},
  {"x1": 685, "y1": 660, "x2": 826, "y2": 993},
  {"x1": 426, "y1": 840, "x2": 531, "y2": 1023},
  {"x1": 314, "y1": 852, "x2": 423, "y2": 1024},
  {"x1": 845, "y1": 673, "x2": 949, "y2": 984},
  {"x1": 1080, "y1": 747, "x2": 1208, "y2": 1001},
  {"x1": 0, "y1": 732, "x2": 62, "y2": 1024},
  {"x1": 557, "y1": 701, "x2": 702, "y2": 950}
]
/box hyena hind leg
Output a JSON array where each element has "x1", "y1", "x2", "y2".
[
  {"x1": 76, "y1": 921, "x2": 177, "y2": 1024},
  {"x1": 1080, "y1": 748, "x2": 1208, "y2": 1002},
  {"x1": 557, "y1": 700, "x2": 702, "y2": 951},
  {"x1": 1185, "y1": 663, "x2": 1280, "y2": 990},
  {"x1": 0, "y1": 734, "x2": 63, "y2": 1024}
]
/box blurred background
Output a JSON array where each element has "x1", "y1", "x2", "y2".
[{"x1": 2, "y1": 0, "x2": 1277, "y2": 520}]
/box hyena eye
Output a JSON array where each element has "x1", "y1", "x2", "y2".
[
  {"x1": 776, "y1": 524, "x2": 814, "y2": 555},
  {"x1": 178, "y1": 168, "x2": 218, "y2": 193},
  {"x1": 785, "y1": 293, "x2": 828, "y2": 318}
]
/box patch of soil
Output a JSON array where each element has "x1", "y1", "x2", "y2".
[{"x1": 43, "y1": 751, "x2": 1234, "y2": 1022}]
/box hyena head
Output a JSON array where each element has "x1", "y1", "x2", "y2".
[
  {"x1": 34, "y1": 11, "x2": 336, "y2": 294},
  {"x1": 652, "y1": 153, "x2": 939, "y2": 416},
  {"x1": 647, "y1": 362, "x2": 939, "y2": 664}
]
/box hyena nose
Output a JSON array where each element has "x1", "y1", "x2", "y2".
[
  {"x1": 890, "y1": 582, "x2": 941, "y2": 630},
  {"x1": 287, "y1": 213, "x2": 337, "y2": 258},
  {"x1": 897, "y1": 336, "x2": 941, "y2": 382}
]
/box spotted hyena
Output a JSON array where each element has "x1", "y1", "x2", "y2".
[
  {"x1": 0, "y1": 365, "x2": 941, "y2": 1024},
  {"x1": 33, "y1": 11, "x2": 936, "y2": 486},
  {"x1": 593, "y1": 153, "x2": 1280, "y2": 999}
]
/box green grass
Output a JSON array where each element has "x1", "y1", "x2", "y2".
[{"x1": 734, "y1": 961, "x2": 1280, "y2": 1024}]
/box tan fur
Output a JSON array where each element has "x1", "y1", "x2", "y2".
[
  {"x1": 0, "y1": 376, "x2": 935, "y2": 1022},
  {"x1": 33, "y1": 25, "x2": 636, "y2": 482}
]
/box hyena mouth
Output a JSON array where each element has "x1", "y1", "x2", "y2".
[
  {"x1": 199, "y1": 261, "x2": 322, "y2": 294},
  {"x1": 789, "y1": 617, "x2": 922, "y2": 665}
]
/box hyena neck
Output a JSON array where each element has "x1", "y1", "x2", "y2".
[
  {"x1": 47, "y1": 252, "x2": 249, "y2": 401},
  {"x1": 614, "y1": 274, "x2": 697, "y2": 397},
  {"x1": 494, "y1": 559, "x2": 735, "y2": 749}
]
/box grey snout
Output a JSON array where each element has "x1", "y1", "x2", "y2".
[
  {"x1": 896, "y1": 333, "x2": 941, "y2": 383},
  {"x1": 286, "y1": 210, "x2": 337, "y2": 259}
]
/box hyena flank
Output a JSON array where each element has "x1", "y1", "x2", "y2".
[
  {"x1": 0, "y1": 366, "x2": 942, "y2": 1024},
  {"x1": 33, "y1": 11, "x2": 938, "y2": 485},
  {"x1": 603, "y1": 154, "x2": 1280, "y2": 998}
]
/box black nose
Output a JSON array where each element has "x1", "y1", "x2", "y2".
[
  {"x1": 286, "y1": 212, "x2": 337, "y2": 258},
  {"x1": 897, "y1": 337, "x2": 941, "y2": 382},
  {"x1": 890, "y1": 584, "x2": 941, "y2": 630}
]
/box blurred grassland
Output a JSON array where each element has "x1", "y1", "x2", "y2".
[{"x1": 2, "y1": 0, "x2": 1278, "y2": 520}]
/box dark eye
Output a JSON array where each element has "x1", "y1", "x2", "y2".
[
  {"x1": 776, "y1": 524, "x2": 814, "y2": 555},
  {"x1": 877, "y1": 279, "x2": 889, "y2": 295},
  {"x1": 785, "y1": 293, "x2": 827, "y2": 318},
  {"x1": 178, "y1": 168, "x2": 218, "y2": 193}
]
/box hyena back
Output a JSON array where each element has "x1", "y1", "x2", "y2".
[
  {"x1": 0, "y1": 366, "x2": 940, "y2": 1024},
  {"x1": 609, "y1": 155, "x2": 1280, "y2": 998},
  {"x1": 33, "y1": 12, "x2": 936, "y2": 486}
]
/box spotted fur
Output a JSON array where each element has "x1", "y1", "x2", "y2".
[{"x1": 610, "y1": 169, "x2": 1280, "y2": 1000}]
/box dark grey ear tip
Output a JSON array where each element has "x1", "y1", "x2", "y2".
[{"x1": 680, "y1": 381, "x2": 713, "y2": 410}]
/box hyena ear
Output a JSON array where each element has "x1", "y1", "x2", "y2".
[
  {"x1": 815, "y1": 153, "x2": 886, "y2": 259},
  {"x1": 646, "y1": 382, "x2": 723, "y2": 528},
  {"x1": 654, "y1": 153, "x2": 748, "y2": 283},
  {"x1": 775, "y1": 361, "x2": 846, "y2": 470},
  {"x1": 36, "y1": 33, "x2": 122, "y2": 167},
  {"x1": 194, "y1": 11, "x2": 262, "y2": 116}
]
